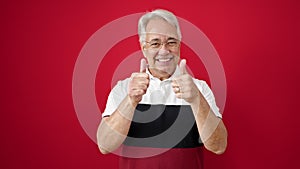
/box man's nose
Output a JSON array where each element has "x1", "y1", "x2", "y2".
[{"x1": 158, "y1": 44, "x2": 170, "y2": 55}]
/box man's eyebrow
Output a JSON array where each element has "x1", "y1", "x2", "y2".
[
  {"x1": 149, "y1": 37, "x2": 178, "y2": 41},
  {"x1": 167, "y1": 37, "x2": 177, "y2": 41},
  {"x1": 149, "y1": 38, "x2": 160, "y2": 42}
]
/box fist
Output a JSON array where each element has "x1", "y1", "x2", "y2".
[
  {"x1": 128, "y1": 59, "x2": 149, "y2": 104},
  {"x1": 172, "y1": 59, "x2": 200, "y2": 103}
]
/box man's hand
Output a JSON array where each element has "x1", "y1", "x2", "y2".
[
  {"x1": 172, "y1": 59, "x2": 200, "y2": 103},
  {"x1": 128, "y1": 58, "x2": 149, "y2": 105}
]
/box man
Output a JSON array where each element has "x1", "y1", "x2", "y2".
[{"x1": 97, "y1": 9, "x2": 227, "y2": 169}]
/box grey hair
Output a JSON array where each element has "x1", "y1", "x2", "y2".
[{"x1": 138, "y1": 9, "x2": 182, "y2": 42}]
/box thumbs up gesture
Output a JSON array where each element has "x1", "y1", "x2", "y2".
[
  {"x1": 172, "y1": 59, "x2": 200, "y2": 103},
  {"x1": 128, "y1": 58, "x2": 150, "y2": 105}
]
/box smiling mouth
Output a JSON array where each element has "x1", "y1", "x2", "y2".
[{"x1": 155, "y1": 57, "x2": 173, "y2": 62}]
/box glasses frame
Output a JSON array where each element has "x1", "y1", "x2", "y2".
[{"x1": 143, "y1": 38, "x2": 181, "y2": 52}]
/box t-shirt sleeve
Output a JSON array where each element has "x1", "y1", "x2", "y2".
[
  {"x1": 194, "y1": 80, "x2": 222, "y2": 118},
  {"x1": 102, "y1": 79, "x2": 128, "y2": 118}
]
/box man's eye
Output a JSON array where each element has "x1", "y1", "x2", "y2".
[
  {"x1": 167, "y1": 41, "x2": 178, "y2": 46},
  {"x1": 150, "y1": 42, "x2": 160, "y2": 48}
]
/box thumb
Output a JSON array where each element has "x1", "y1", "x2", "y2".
[
  {"x1": 140, "y1": 58, "x2": 147, "y2": 73},
  {"x1": 179, "y1": 59, "x2": 187, "y2": 75}
]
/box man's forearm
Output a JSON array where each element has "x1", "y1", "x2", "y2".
[
  {"x1": 97, "y1": 96, "x2": 136, "y2": 154},
  {"x1": 190, "y1": 92, "x2": 228, "y2": 154}
]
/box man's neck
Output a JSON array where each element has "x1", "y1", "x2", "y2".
[{"x1": 148, "y1": 68, "x2": 174, "y2": 81}]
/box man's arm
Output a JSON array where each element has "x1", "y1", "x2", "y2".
[
  {"x1": 97, "y1": 59, "x2": 149, "y2": 154},
  {"x1": 97, "y1": 96, "x2": 137, "y2": 154},
  {"x1": 172, "y1": 59, "x2": 227, "y2": 154},
  {"x1": 189, "y1": 91, "x2": 228, "y2": 154}
]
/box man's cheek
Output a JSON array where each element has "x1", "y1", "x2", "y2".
[
  {"x1": 174, "y1": 56, "x2": 180, "y2": 64},
  {"x1": 149, "y1": 58, "x2": 156, "y2": 66}
]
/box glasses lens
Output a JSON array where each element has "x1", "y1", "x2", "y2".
[
  {"x1": 166, "y1": 40, "x2": 179, "y2": 48},
  {"x1": 149, "y1": 42, "x2": 161, "y2": 49},
  {"x1": 145, "y1": 39, "x2": 179, "y2": 51}
]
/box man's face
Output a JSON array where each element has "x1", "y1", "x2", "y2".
[{"x1": 141, "y1": 18, "x2": 180, "y2": 80}]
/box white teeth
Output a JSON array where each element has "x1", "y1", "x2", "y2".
[
  {"x1": 158, "y1": 58, "x2": 171, "y2": 62},
  {"x1": 155, "y1": 55, "x2": 174, "y2": 62},
  {"x1": 156, "y1": 58, "x2": 172, "y2": 62}
]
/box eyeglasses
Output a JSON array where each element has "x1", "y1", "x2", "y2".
[{"x1": 143, "y1": 38, "x2": 180, "y2": 52}]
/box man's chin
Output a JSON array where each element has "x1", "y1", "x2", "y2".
[{"x1": 149, "y1": 67, "x2": 175, "y2": 78}]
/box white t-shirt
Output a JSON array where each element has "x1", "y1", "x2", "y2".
[{"x1": 102, "y1": 66, "x2": 222, "y2": 118}]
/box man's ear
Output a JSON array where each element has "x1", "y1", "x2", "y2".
[
  {"x1": 140, "y1": 43, "x2": 147, "y2": 58},
  {"x1": 140, "y1": 42, "x2": 145, "y2": 50}
]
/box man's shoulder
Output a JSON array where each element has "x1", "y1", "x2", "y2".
[
  {"x1": 118, "y1": 77, "x2": 131, "y2": 84},
  {"x1": 192, "y1": 78, "x2": 213, "y2": 94},
  {"x1": 192, "y1": 78, "x2": 209, "y2": 86},
  {"x1": 112, "y1": 77, "x2": 131, "y2": 89}
]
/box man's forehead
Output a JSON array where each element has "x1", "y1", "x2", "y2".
[
  {"x1": 145, "y1": 18, "x2": 178, "y2": 39},
  {"x1": 145, "y1": 33, "x2": 178, "y2": 41}
]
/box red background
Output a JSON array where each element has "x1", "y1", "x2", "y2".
[{"x1": 1, "y1": 0, "x2": 300, "y2": 169}]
